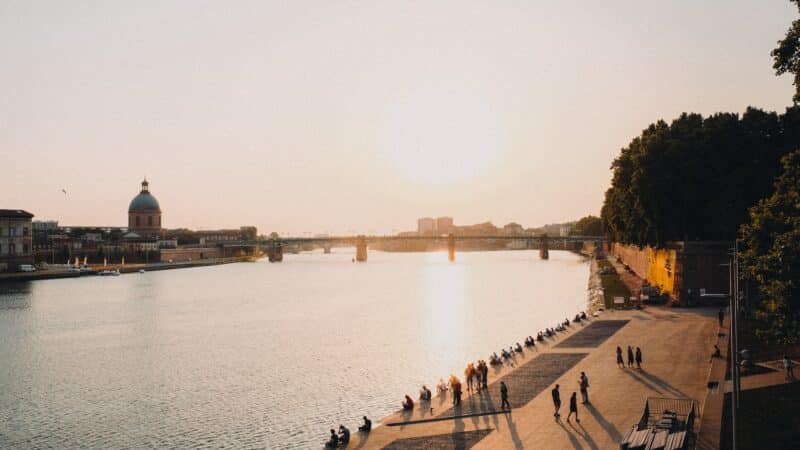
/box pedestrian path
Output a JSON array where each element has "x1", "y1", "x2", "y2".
[
  {"x1": 556, "y1": 320, "x2": 629, "y2": 348},
  {"x1": 388, "y1": 353, "x2": 587, "y2": 425},
  {"x1": 381, "y1": 429, "x2": 492, "y2": 450},
  {"x1": 347, "y1": 307, "x2": 718, "y2": 450}
]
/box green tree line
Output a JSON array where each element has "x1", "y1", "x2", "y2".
[{"x1": 601, "y1": 107, "x2": 800, "y2": 247}]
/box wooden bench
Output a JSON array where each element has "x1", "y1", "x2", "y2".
[
  {"x1": 646, "y1": 430, "x2": 668, "y2": 450},
  {"x1": 620, "y1": 425, "x2": 638, "y2": 449},
  {"x1": 664, "y1": 431, "x2": 686, "y2": 450}
]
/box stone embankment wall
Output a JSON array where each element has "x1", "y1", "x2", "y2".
[
  {"x1": 160, "y1": 247, "x2": 223, "y2": 262},
  {"x1": 611, "y1": 241, "x2": 730, "y2": 305},
  {"x1": 612, "y1": 244, "x2": 678, "y2": 296}
]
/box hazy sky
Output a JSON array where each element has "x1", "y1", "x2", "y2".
[{"x1": 1, "y1": 1, "x2": 795, "y2": 235}]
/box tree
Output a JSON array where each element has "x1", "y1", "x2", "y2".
[
  {"x1": 601, "y1": 108, "x2": 799, "y2": 247},
  {"x1": 739, "y1": 150, "x2": 800, "y2": 343},
  {"x1": 570, "y1": 215, "x2": 603, "y2": 236},
  {"x1": 773, "y1": 0, "x2": 800, "y2": 103}
]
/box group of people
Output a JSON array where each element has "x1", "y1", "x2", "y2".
[
  {"x1": 616, "y1": 345, "x2": 644, "y2": 369},
  {"x1": 464, "y1": 361, "x2": 490, "y2": 392},
  {"x1": 324, "y1": 417, "x2": 370, "y2": 448},
  {"x1": 551, "y1": 371, "x2": 591, "y2": 423}
]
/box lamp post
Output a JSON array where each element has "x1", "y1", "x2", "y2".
[{"x1": 722, "y1": 244, "x2": 741, "y2": 450}]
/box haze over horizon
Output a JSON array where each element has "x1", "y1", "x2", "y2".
[{"x1": 1, "y1": 0, "x2": 795, "y2": 235}]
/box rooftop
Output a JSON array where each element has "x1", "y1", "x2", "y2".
[{"x1": 0, "y1": 209, "x2": 34, "y2": 219}]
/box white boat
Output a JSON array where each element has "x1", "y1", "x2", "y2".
[{"x1": 138, "y1": 269, "x2": 145, "y2": 274}]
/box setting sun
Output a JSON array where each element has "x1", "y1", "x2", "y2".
[{"x1": 382, "y1": 88, "x2": 505, "y2": 185}]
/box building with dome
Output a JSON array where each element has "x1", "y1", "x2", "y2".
[{"x1": 128, "y1": 179, "x2": 162, "y2": 237}]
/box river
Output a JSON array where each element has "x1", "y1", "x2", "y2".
[{"x1": 0, "y1": 249, "x2": 589, "y2": 449}]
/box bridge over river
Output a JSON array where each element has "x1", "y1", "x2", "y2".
[{"x1": 230, "y1": 234, "x2": 603, "y2": 263}]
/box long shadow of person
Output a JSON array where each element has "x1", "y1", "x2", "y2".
[
  {"x1": 503, "y1": 412, "x2": 524, "y2": 449},
  {"x1": 621, "y1": 369, "x2": 664, "y2": 394},
  {"x1": 584, "y1": 403, "x2": 622, "y2": 442},
  {"x1": 575, "y1": 422, "x2": 599, "y2": 450},
  {"x1": 557, "y1": 419, "x2": 584, "y2": 450},
  {"x1": 635, "y1": 371, "x2": 689, "y2": 398}
]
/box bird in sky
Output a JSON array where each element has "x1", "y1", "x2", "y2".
[{"x1": 61, "y1": 189, "x2": 67, "y2": 195}]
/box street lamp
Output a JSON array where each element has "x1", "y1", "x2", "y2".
[{"x1": 721, "y1": 244, "x2": 741, "y2": 450}]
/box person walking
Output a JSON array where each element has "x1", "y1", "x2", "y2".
[
  {"x1": 481, "y1": 362, "x2": 489, "y2": 390},
  {"x1": 579, "y1": 372, "x2": 590, "y2": 404},
  {"x1": 635, "y1": 347, "x2": 643, "y2": 369},
  {"x1": 552, "y1": 384, "x2": 561, "y2": 419},
  {"x1": 627, "y1": 346, "x2": 635, "y2": 368},
  {"x1": 783, "y1": 355, "x2": 794, "y2": 380},
  {"x1": 500, "y1": 381, "x2": 511, "y2": 410},
  {"x1": 616, "y1": 346, "x2": 624, "y2": 368},
  {"x1": 567, "y1": 392, "x2": 579, "y2": 423},
  {"x1": 465, "y1": 364, "x2": 474, "y2": 393}
]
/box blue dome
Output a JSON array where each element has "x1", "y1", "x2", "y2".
[
  {"x1": 129, "y1": 180, "x2": 161, "y2": 212},
  {"x1": 129, "y1": 192, "x2": 160, "y2": 212}
]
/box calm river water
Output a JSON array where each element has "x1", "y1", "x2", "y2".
[{"x1": 0, "y1": 250, "x2": 589, "y2": 449}]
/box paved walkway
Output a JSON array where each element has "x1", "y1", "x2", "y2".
[{"x1": 347, "y1": 307, "x2": 718, "y2": 450}]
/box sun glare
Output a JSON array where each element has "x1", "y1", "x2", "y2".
[{"x1": 382, "y1": 89, "x2": 505, "y2": 185}]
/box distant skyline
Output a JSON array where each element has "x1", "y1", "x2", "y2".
[{"x1": 1, "y1": 1, "x2": 795, "y2": 235}]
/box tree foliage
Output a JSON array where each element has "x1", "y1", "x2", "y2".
[
  {"x1": 601, "y1": 107, "x2": 800, "y2": 247},
  {"x1": 773, "y1": 0, "x2": 800, "y2": 103},
  {"x1": 739, "y1": 150, "x2": 800, "y2": 343},
  {"x1": 570, "y1": 215, "x2": 603, "y2": 236}
]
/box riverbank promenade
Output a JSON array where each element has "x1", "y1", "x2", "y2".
[{"x1": 348, "y1": 307, "x2": 718, "y2": 449}]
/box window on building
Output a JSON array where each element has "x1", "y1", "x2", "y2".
[
  {"x1": 9, "y1": 243, "x2": 15, "y2": 255},
  {"x1": 9, "y1": 227, "x2": 15, "y2": 237},
  {"x1": 148, "y1": 216, "x2": 153, "y2": 226},
  {"x1": 0, "y1": 227, "x2": 3, "y2": 236},
  {"x1": 23, "y1": 244, "x2": 28, "y2": 254},
  {"x1": 0, "y1": 243, "x2": 2, "y2": 255},
  {"x1": 23, "y1": 227, "x2": 29, "y2": 236},
  {"x1": 136, "y1": 216, "x2": 140, "y2": 227}
]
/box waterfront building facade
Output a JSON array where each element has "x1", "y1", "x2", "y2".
[
  {"x1": 436, "y1": 216, "x2": 454, "y2": 234},
  {"x1": 128, "y1": 179, "x2": 162, "y2": 238},
  {"x1": 503, "y1": 222, "x2": 524, "y2": 235},
  {"x1": 0, "y1": 209, "x2": 34, "y2": 271},
  {"x1": 417, "y1": 217, "x2": 436, "y2": 234}
]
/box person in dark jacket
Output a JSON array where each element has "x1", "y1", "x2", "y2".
[
  {"x1": 635, "y1": 347, "x2": 643, "y2": 369},
  {"x1": 338, "y1": 425, "x2": 350, "y2": 445},
  {"x1": 627, "y1": 346, "x2": 635, "y2": 368},
  {"x1": 325, "y1": 429, "x2": 339, "y2": 448},
  {"x1": 358, "y1": 416, "x2": 371, "y2": 432},
  {"x1": 616, "y1": 346, "x2": 624, "y2": 368},
  {"x1": 567, "y1": 392, "x2": 579, "y2": 423},
  {"x1": 552, "y1": 384, "x2": 561, "y2": 419},
  {"x1": 500, "y1": 381, "x2": 510, "y2": 410}
]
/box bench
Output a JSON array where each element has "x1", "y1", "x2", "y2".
[
  {"x1": 664, "y1": 431, "x2": 686, "y2": 450},
  {"x1": 620, "y1": 425, "x2": 638, "y2": 449},
  {"x1": 646, "y1": 430, "x2": 668, "y2": 450}
]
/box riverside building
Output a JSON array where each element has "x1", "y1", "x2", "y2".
[
  {"x1": 128, "y1": 178, "x2": 162, "y2": 238},
  {"x1": 0, "y1": 209, "x2": 34, "y2": 271}
]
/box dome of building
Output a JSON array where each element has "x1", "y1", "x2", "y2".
[{"x1": 128, "y1": 180, "x2": 161, "y2": 212}]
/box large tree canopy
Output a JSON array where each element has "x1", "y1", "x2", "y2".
[
  {"x1": 601, "y1": 107, "x2": 800, "y2": 247},
  {"x1": 739, "y1": 150, "x2": 800, "y2": 343},
  {"x1": 773, "y1": 0, "x2": 800, "y2": 103}
]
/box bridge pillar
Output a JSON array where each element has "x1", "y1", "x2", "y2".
[
  {"x1": 267, "y1": 241, "x2": 283, "y2": 262},
  {"x1": 323, "y1": 243, "x2": 332, "y2": 254},
  {"x1": 355, "y1": 236, "x2": 368, "y2": 262},
  {"x1": 539, "y1": 234, "x2": 549, "y2": 260},
  {"x1": 447, "y1": 234, "x2": 455, "y2": 262}
]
